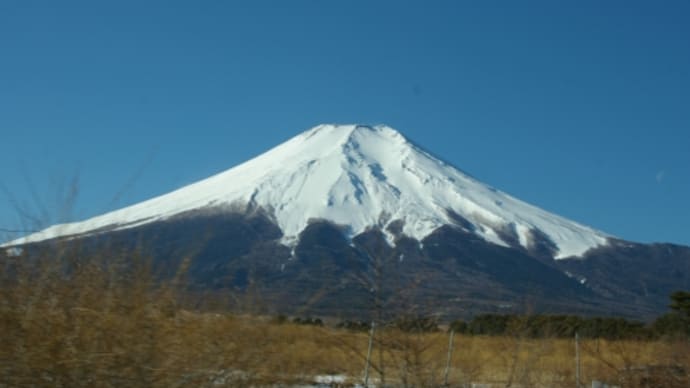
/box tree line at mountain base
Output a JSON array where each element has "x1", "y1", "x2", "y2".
[
  {"x1": 327, "y1": 291, "x2": 690, "y2": 340},
  {"x1": 447, "y1": 311, "x2": 686, "y2": 340},
  {"x1": 448, "y1": 291, "x2": 690, "y2": 340}
]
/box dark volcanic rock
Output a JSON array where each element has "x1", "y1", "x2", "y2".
[
  {"x1": 557, "y1": 240, "x2": 690, "y2": 318},
  {"x1": 10, "y1": 212, "x2": 690, "y2": 320}
]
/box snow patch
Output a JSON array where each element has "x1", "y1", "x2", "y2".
[{"x1": 4, "y1": 247, "x2": 23, "y2": 257}]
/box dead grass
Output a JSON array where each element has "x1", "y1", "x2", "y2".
[{"x1": 1, "y1": 247, "x2": 688, "y2": 387}]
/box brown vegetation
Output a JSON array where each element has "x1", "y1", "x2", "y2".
[{"x1": 1, "y1": 246, "x2": 688, "y2": 387}]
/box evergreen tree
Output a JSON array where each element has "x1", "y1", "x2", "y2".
[
  {"x1": 669, "y1": 290, "x2": 690, "y2": 319},
  {"x1": 650, "y1": 290, "x2": 690, "y2": 338}
]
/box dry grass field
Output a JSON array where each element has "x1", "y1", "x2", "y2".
[{"x1": 1, "y1": 249, "x2": 688, "y2": 387}]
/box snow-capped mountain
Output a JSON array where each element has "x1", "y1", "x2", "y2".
[
  {"x1": 4, "y1": 124, "x2": 690, "y2": 319},
  {"x1": 3, "y1": 124, "x2": 609, "y2": 259}
]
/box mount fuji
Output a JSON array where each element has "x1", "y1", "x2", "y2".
[
  {"x1": 5, "y1": 124, "x2": 608, "y2": 258},
  {"x1": 4, "y1": 124, "x2": 689, "y2": 319}
]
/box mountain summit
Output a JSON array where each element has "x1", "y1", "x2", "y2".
[{"x1": 6, "y1": 124, "x2": 609, "y2": 258}]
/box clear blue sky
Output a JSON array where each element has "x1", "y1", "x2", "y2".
[{"x1": 1, "y1": 0, "x2": 689, "y2": 246}]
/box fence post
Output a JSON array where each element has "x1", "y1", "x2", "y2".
[
  {"x1": 575, "y1": 331, "x2": 580, "y2": 388},
  {"x1": 363, "y1": 321, "x2": 376, "y2": 386},
  {"x1": 443, "y1": 329, "x2": 455, "y2": 386}
]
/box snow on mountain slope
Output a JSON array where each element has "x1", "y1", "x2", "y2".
[{"x1": 3, "y1": 124, "x2": 610, "y2": 258}]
